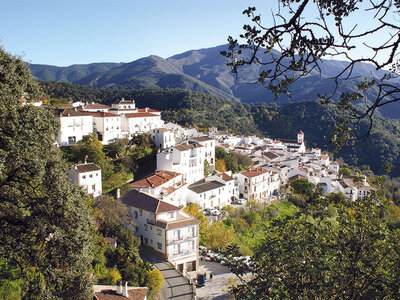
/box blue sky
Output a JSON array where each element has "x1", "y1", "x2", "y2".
[
  {"x1": 0, "y1": 1, "x2": 392, "y2": 67},
  {"x1": 1, "y1": 0, "x2": 275, "y2": 66}
]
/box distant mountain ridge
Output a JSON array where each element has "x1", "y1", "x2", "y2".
[{"x1": 29, "y1": 44, "x2": 400, "y2": 118}]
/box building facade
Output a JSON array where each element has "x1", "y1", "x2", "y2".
[{"x1": 121, "y1": 190, "x2": 199, "y2": 273}]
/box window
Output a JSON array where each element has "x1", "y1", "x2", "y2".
[
  {"x1": 157, "y1": 229, "x2": 162, "y2": 236},
  {"x1": 82, "y1": 175, "x2": 86, "y2": 179},
  {"x1": 89, "y1": 174, "x2": 93, "y2": 178},
  {"x1": 144, "y1": 238, "x2": 148, "y2": 244},
  {"x1": 139, "y1": 210, "x2": 143, "y2": 216},
  {"x1": 96, "y1": 172, "x2": 98, "y2": 176},
  {"x1": 157, "y1": 242, "x2": 162, "y2": 250},
  {"x1": 144, "y1": 224, "x2": 148, "y2": 231},
  {"x1": 134, "y1": 211, "x2": 138, "y2": 218},
  {"x1": 168, "y1": 212, "x2": 174, "y2": 219},
  {"x1": 150, "y1": 239, "x2": 153, "y2": 244},
  {"x1": 92, "y1": 184, "x2": 96, "y2": 191}
]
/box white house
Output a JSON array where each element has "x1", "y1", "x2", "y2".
[
  {"x1": 82, "y1": 103, "x2": 111, "y2": 112},
  {"x1": 56, "y1": 109, "x2": 93, "y2": 146},
  {"x1": 130, "y1": 170, "x2": 188, "y2": 208},
  {"x1": 157, "y1": 141, "x2": 205, "y2": 184},
  {"x1": 67, "y1": 163, "x2": 102, "y2": 198},
  {"x1": 82, "y1": 111, "x2": 122, "y2": 145},
  {"x1": 235, "y1": 167, "x2": 279, "y2": 201},
  {"x1": 121, "y1": 189, "x2": 199, "y2": 273},
  {"x1": 151, "y1": 128, "x2": 176, "y2": 149},
  {"x1": 189, "y1": 136, "x2": 215, "y2": 171},
  {"x1": 121, "y1": 111, "x2": 163, "y2": 138},
  {"x1": 187, "y1": 180, "x2": 231, "y2": 210}
]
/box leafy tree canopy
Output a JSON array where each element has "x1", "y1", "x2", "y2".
[
  {"x1": 0, "y1": 46, "x2": 95, "y2": 298},
  {"x1": 229, "y1": 196, "x2": 400, "y2": 299}
]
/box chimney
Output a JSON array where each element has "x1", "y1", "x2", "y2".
[
  {"x1": 116, "y1": 281, "x2": 122, "y2": 295},
  {"x1": 122, "y1": 281, "x2": 128, "y2": 297},
  {"x1": 145, "y1": 107, "x2": 148, "y2": 112},
  {"x1": 84, "y1": 155, "x2": 88, "y2": 164},
  {"x1": 116, "y1": 188, "x2": 120, "y2": 199}
]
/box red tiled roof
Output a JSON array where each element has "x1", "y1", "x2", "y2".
[
  {"x1": 190, "y1": 136, "x2": 214, "y2": 142},
  {"x1": 83, "y1": 103, "x2": 111, "y2": 110},
  {"x1": 217, "y1": 173, "x2": 233, "y2": 181},
  {"x1": 241, "y1": 167, "x2": 267, "y2": 178},
  {"x1": 137, "y1": 108, "x2": 161, "y2": 113},
  {"x1": 81, "y1": 111, "x2": 120, "y2": 118},
  {"x1": 94, "y1": 287, "x2": 148, "y2": 300},
  {"x1": 124, "y1": 113, "x2": 159, "y2": 118},
  {"x1": 73, "y1": 163, "x2": 101, "y2": 173},
  {"x1": 130, "y1": 171, "x2": 181, "y2": 188}
]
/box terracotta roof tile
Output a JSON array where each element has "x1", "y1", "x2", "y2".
[
  {"x1": 73, "y1": 163, "x2": 101, "y2": 173},
  {"x1": 241, "y1": 167, "x2": 267, "y2": 178},
  {"x1": 124, "y1": 113, "x2": 159, "y2": 118},
  {"x1": 130, "y1": 171, "x2": 181, "y2": 188}
]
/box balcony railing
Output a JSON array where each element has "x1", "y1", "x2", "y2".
[{"x1": 146, "y1": 218, "x2": 155, "y2": 225}]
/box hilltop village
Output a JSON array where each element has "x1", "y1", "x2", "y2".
[{"x1": 57, "y1": 98, "x2": 375, "y2": 277}]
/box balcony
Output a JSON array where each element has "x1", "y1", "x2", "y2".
[{"x1": 146, "y1": 218, "x2": 155, "y2": 225}]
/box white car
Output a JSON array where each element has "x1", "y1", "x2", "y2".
[{"x1": 210, "y1": 208, "x2": 221, "y2": 216}]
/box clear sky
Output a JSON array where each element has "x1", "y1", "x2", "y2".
[
  {"x1": 0, "y1": 0, "x2": 278, "y2": 66},
  {"x1": 0, "y1": 1, "x2": 393, "y2": 67}
]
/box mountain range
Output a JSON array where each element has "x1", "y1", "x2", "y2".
[{"x1": 29, "y1": 44, "x2": 400, "y2": 118}]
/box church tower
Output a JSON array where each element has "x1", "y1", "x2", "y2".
[{"x1": 297, "y1": 130, "x2": 304, "y2": 144}]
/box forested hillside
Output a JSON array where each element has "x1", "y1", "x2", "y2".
[{"x1": 40, "y1": 81, "x2": 400, "y2": 176}]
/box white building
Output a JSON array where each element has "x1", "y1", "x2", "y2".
[
  {"x1": 67, "y1": 163, "x2": 102, "y2": 198},
  {"x1": 121, "y1": 189, "x2": 199, "y2": 273},
  {"x1": 151, "y1": 128, "x2": 176, "y2": 149},
  {"x1": 82, "y1": 111, "x2": 122, "y2": 145},
  {"x1": 157, "y1": 141, "x2": 205, "y2": 184},
  {"x1": 56, "y1": 109, "x2": 93, "y2": 146},
  {"x1": 130, "y1": 170, "x2": 188, "y2": 208},
  {"x1": 121, "y1": 111, "x2": 163, "y2": 138},
  {"x1": 82, "y1": 103, "x2": 111, "y2": 112},
  {"x1": 187, "y1": 172, "x2": 237, "y2": 209},
  {"x1": 189, "y1": 136, "x2": 215, "y2": 171},
  {"x1": 235, "y1": 167, "x2": 280, "y2": 201}
]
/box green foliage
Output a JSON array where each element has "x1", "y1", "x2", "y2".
[
  {"x1": 146, "y1": 269, "x2": 163, "y2": 299},
  {"x1": 184, "y1": 204, "x2": 210, "y2": 244},
  {"x1": 290, "y1": 179, "x2": 315, "y2": 196},
  {"x1": 215, "y1": 147, "x2": 253, "y2": 173},
  {"x1": 203, "y1": 222, "x2": 236, "y2": 252},
  {"x1": 339, "y1": 167, "x2": 352, "y2": 176},
  {"x1": 0, "y1": 46, "x2": 94, "y2": 299},
  {"x1": 204, "y1": 160, "x2": 210, "y2": 177},
  {"x1": 229, "y1": 196, "x2": 400, "y2": 299}
]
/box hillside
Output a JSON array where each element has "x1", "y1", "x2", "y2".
[
  {"x1": 40, "y1": 82, "x2": 400, "y2": 177},
  {"x1": 30, "y1": 44, "x2": 400, "y2": 118}
]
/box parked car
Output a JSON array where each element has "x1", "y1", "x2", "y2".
[
  {"x1": 210, "y1": 208, "x2": 221, "y2": 216},
  {"x1": 235, "y1": 198, "x2": 246, "y2": 205},
  {"x1": 203, "y1": 208, "x2": 212, "y2": 216}
]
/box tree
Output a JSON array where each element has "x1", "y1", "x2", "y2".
[
  {"x1": 93, "y1": 195, "x2": 134, "y2": 235},
  {"x1": 146, "y1": 269, "x2": 163, "y2": 300},
  {"x1": 204, "y1": 160, "x2": 210, "y2": 176},
  {"x1": 0, "y1": 47, "x2": 95, "y2": 298},
  {"x1": 222, "y1": 1, "x2": 400, "y2": 147},
  {"x1": 290, "y1": 179, "x2": 315, "y2": 196},
  {"x1": 229, "y1": 197, "x2": 400, "y2": 299},
  {"x1": 203, "y1": 222, "x2": 236, "y2": 252},
  {"x1": 184, "y1": 204, "x2": 210, "y2": 244},
  {"x1": 215, "y1": 158, "x2": 227, "y2": 172}
]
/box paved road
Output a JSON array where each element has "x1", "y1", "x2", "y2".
[{"x1": 139, "y1": 246, "x2": 194, "y2": 300}]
